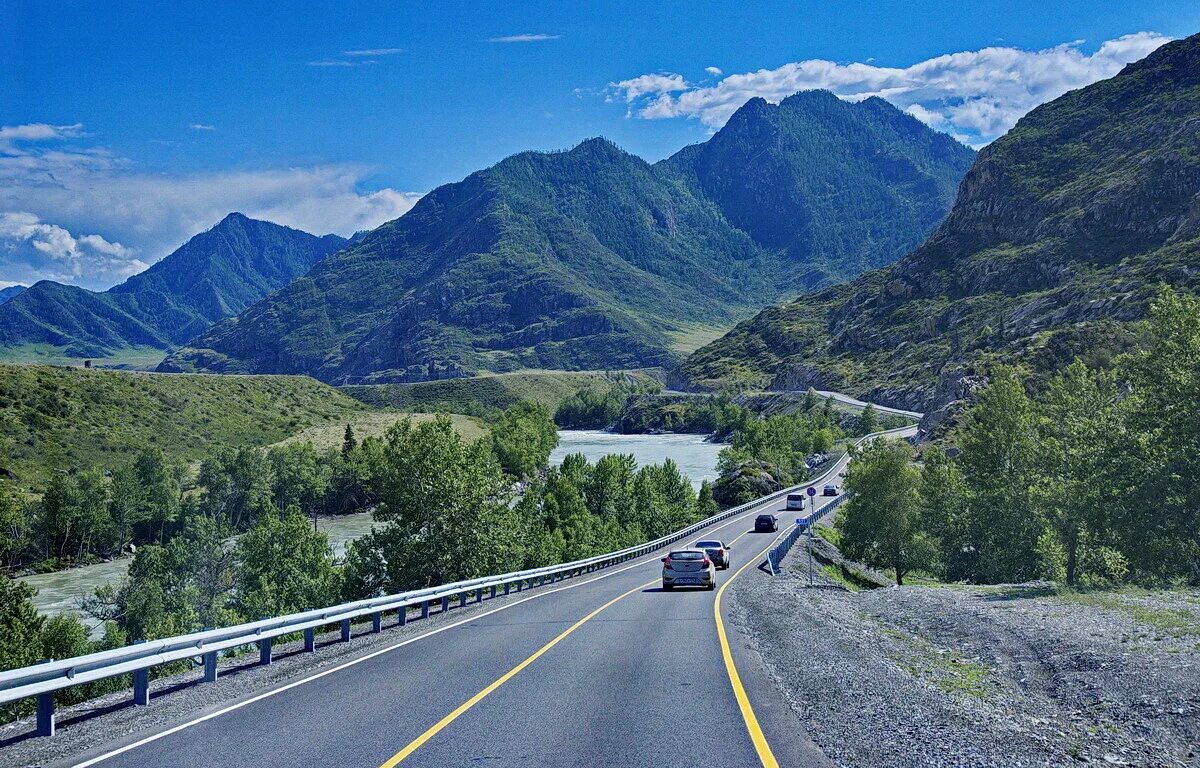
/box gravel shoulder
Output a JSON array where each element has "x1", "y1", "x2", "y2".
[{"x1": 729, "y1": 554, "x2": 1200, "y2": 767}]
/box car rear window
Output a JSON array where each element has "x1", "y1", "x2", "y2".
[
  {"x1": 757, "y1": 514, "x2": 774, "y2": 520},
  {"x1": 669, "y1": 551, "x2": 705, "y2": 560},
  {"x1": 694, "y1": 541, "x2": 721, "y2": 548},
  {"x1": 787, "y1": 494, "x2": 802, "y2": 500}
]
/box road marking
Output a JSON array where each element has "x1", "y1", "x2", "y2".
[
  {"x1": 713, "y1": 534, "x2": 786, "y2": 768},
  {"x1": 69, "y1": 499, "x2": 776, "y2": 768},
  {"x1": 378, "y1": 578, "x2": 657, "y2": 767}
]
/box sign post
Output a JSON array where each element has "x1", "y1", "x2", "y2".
[{"x1": 805, "y1": 487, "x2": 818, "y2": 586}]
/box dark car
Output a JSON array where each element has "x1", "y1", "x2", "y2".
[{"x1": 754, "y1": 514, "x2": 778, "y2": 533}]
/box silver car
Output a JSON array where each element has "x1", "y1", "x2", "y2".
[
  {"x1": 661, "y1": 549, "x2": 716, "y2": 590},
  {"x1": 693, "y1": 539, "x2": 731, "y2": 570}
]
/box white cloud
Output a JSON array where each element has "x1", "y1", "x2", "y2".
[
  {"x1": 0, "y1": 211, "x2": 145, "y2": 287},
  {"x1": 610, "y1": 32, "x2": 1172, "y2": 143},
  {"x1": 489, "y1": 33, "x2": 560, "y2": 43},
  {"x1": 705, "y1": 66, "x2": 723, "y2": 76},
  {"x1": 190, "y1": 123, "x2": 216, "y2": 131},
  {"x1": 0, "y1": 123, "x2": 423, "y2": 290},
  {"x1": 344, "y1": 48, "x2": 403, "y2": 56},
  {"x1": 307, "y1": 59, "x2": 366, "y2": 68},
  {"x1": 0, "y1": 123, "x2": 84, "y2": 154}
]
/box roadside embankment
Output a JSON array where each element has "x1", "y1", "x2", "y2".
[{"x1": 730, "y1": 556, "x2": 1200, "y2": 766}]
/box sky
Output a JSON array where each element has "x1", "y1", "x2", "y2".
[{"x1": 2, "y1": 1, "x2": 1198, "y2": 290}]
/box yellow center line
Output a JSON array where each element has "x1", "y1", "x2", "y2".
[
  {"x1": 713, "y1": 530, "x2": 788, "y2": 768},
  {"x1": 378, "y1": 577, "x2": 658, "y2": 767}
]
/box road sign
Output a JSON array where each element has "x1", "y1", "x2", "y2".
[{"x1": 806, "y1": 486, "x2": 817, "y2": 497}]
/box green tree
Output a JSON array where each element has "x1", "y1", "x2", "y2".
[
  {"x1": 1034, "y1": 361, "x2": 1122, "y2": 586},
  {"x1": 696, "y1": 480, "x2": 719, "y2": 518},
  {"x1": 267, "y1": 443, "x2": 331, "y2": 517},
  {"x1": 1117, "y1": 288, "x2": 1200, "y2": 583},
  {"x1": 958, "y1": 367, "x2": 1045, "y2": 583},
  {"x1": 918, "y1": 448, "x2": 970, "y2": 580},
  {"x1": 236, "y1": 506, "x2": 340, "y2": 618},
  {"x1": 348, "y1": 417, "x2": 522, "y2": 593},
  {"x1": 858, "y1": 403, "x2": 880, "y2": 436},
  {"x1": 133, "y1": 449, "x2": 181, "y2": 543},
  {"x1": 0, "y1": 575, "x2": 44, "y2": 672},
  {"x1": 491, "y1": 401, "x2": 559, "y2": 477},
  {"x1": 0, "y1": 482, "x2": 28, "y2": 569},
  {"x1": 342, "y1": 423, "x2": 358, "y2": 455},
  {"x1": 836, "y1": 439, "x2": 930, "y2": 584}
]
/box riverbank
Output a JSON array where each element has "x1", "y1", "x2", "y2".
[{"x1": 550, "y1": 429, "x2": 723, "y2": 489}]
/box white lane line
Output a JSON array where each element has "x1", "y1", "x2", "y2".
[{"x1": 69, "y1": 494, "x2": 781, "y2": 767}]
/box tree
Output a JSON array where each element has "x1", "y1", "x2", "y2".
[
  {"x1": 267, "y1": 443, "x2": 331, "y2": 517},
  {"x1": 0, "y1": 481, "x2": 28, "y2": 569},
  {"x1": 1033, "y1": 361, "x2": 1122, "y2": 586},
  {"x1": 918, "y1": 448, "x2": 970, "y2": 580},
  {"x1": 236, "y1": 506, "x2": 340, "y2": 618},
  {"x1": 342, "y1": 424, "x2": 358, "y2": 455},
  {"x1": 1117, "y1": 288, "x2": 1200, "y2": 583},
  {"x1": 958, "y1": 367, "x2": 1045, "y2": 583},
  {"x1": 835, "y1": 439, "x2": 930, "y2": 584},
  {"x1": 134, "y1": 449, "x2": 181, "y2": 543},
  {"x1": 491, "y1": 401, "x2": 559, "y2": 477},
  {"x1": 0, "y1": 575, "x2": 44, "y2": 672},
  {"x1": 696, "y1": 480, "x2": 719, "y2": 518},
  {"x1": 349, "y1": 417, "x2": 522, "y2": 592},
  {"x1": 858, "y1": 403, "x2": 880, "y2": 436},
  {"x1": 198, "y1": 447, "x2": 273, "y2": 529}
]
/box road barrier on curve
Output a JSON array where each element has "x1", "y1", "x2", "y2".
[
  {"x1": 0, "y1": 424, "x2": 916, "y2": 738},
  {"x1": 766, "y1": 493, "x2": 848, "y2": 575}
]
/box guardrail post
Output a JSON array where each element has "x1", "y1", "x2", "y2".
[
  {"x1": 441, "y1": 595, "x2": 451, "y2": 613},
  {"x1": 204, "y1": 650, "x2": 219, "y2": 680},
  {"x1": 489, "y1": 585, "x2": 497, "y2": 599},
  {"x1": 504, "y1": 582, "x2": 511, "y2": 595},
  {"x1": 36, "y1": 691, "x2": 54, "y2": 736},
  {"x1": 371, "y1": 612, "x2": 382, "y2": 633},
  {"x1": 458, "y1": 592, "x2": 467, "y2": 608},
  {"x1": 421, "y1": 601, "x2": 430, "y2": 619},
  {"x1": 259, "y1": 636, "x2": 273, "y2": 666},
  {"x1": 303, "y1": 627, "x2": 316, "y2": 652},
  {"x1": 133, "y1": 666, "x2": 150, "y2": 705},
  {"x1": 397, "y1": 607, "x2": 407, "y2": 626},
  {"x1": 516, "y1": 580, "x2": 523, "y2": 592},
  {"x1": 474, "y1": 588, "x2": 483, "y2": 603},
  {"x1": 340, "y1": 618, "x2": 351, "y2": 642}
]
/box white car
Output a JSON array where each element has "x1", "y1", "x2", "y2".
[
  {"x1": 661, "y1": 549, "x2": 716, "y2": 590},
  {"x1": 785, "y1": 492, "x2": 806, "y2": 511}
]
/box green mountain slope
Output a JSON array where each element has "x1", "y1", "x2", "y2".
[
  {"x1": 683, "y1": 33, "x2": 1200, "y2": 416},
  {"x1": 0, "y1": 365, "x2": 370, "y2": 484},
  {"x1": 163, "y1": 94, "x2": 973, "y2": 384},
  {"x1": 0, "y1": 214, "x2": 346, "y2": 359}
]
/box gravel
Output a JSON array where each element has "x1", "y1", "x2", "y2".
[{"x1": 729, "y1": 558, "x2": 1200, "y2": 767}]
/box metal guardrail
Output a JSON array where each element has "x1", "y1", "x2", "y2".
[
  {"x1": 2, "y1": 423, "x2": 918, "y2": 737},
  {"x1": 0, "y1": 462, "x2": 825, "y2": 736},
  {"x1": 766, "y1": 424, "x2": 917, "y2": 575}
]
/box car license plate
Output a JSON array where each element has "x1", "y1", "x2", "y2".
[{"x1": 675, "y1": 577, "x2": 700, "y2": 584}]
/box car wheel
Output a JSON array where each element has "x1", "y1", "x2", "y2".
[
  {"x1": 662, "y1": 583, "x2": 673, "y2": 591},
  {"x1": 707, "y1": 582, "x2": 715, "y2": 591}
]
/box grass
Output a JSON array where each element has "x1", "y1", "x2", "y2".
[
  {"x1": 665, "y1": 322, "x2": 737, "y2": 355},
  {"x1": 273, "y1": 411, "x2": 487, "y2": 449},
  {"x1": 0, "y1": 365, "x2": 372, "y2": 486},
  {"x1": 1051, "y1": 589, "x2": 1200, "y2": 638},
  {"x1": 879, "y1": 623, "x2": 995, "y2": 700},
  {"x1": 0, "y1": 344, "x2": 166, "y2": 370},
  {"x1": 342, "y1": 369, "x2": 657, "y2": 419}
]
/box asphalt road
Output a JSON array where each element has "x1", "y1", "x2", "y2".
[{"x1": 58, "y1": 458, "x2": 872, "y2": 768}]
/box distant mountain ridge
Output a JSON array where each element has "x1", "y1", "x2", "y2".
[
  {"x1": 0, "y1": 214, "x2": 346, "y2": 358},
  {"x1": 0, "y1": 286, "x2": 25, "y2": 305},
  {"x1": 162, "y1": 92, "x2": 974, "y2": 383},
  {"x1": 682, "y1": 33, "x2": 1200, "y2": 418}
]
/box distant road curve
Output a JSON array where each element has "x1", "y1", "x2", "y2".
[{"x1": 813, "y1": 390, "x2": 924, "y2": 420}]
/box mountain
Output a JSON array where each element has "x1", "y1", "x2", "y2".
[
  {"x1": 161, "y1": 94, "x2": 974, "y2": 384},
  {"x1": 682, "y1": 33, "x2": 1200, "y2": 419},
  {"x1": 0, "y1": 286, "x2": 25, "y2": 305},
  {"x1": 0, "y1": 214, "x2": 346, "y2": 358}
]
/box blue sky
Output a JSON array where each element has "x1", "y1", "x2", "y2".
[{"x1": 2, "y1": 1, "x2": 1198, "y2": 289}]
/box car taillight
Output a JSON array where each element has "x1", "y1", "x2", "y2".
[
  {"x1": 717, "y1": 549, "x2": 725, "y2": 556},
  {"x1": 662, "y1": 557, "x2": 672, "y2": 569},
  {"x1": 702, "y1": 557, "x2": 711, "y2": 567}
]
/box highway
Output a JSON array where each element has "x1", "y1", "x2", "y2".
[{"x1": 55, "y1": 451, "x2": 880, "y2": 768}]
